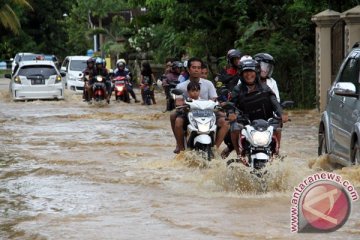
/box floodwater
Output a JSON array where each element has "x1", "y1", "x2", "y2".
[{"x1": 0, "y1": 79, "x2": 359, "y2": 239}]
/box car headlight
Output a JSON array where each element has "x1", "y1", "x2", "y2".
[
  {"x1": 55, "y1": 75, "x2": 62, "y2": 83},
  {"x1": 14, "y1": 76, "x2": 21, "y2": 84},
  {"x1": 251, "y1": 131, "x2": 272, "y2": 146}
]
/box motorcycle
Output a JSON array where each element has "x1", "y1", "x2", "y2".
[
  {"x1": 92, "y1": 75, "x2": 107, "y2": 103},
  {"x1": 142, "y1": 83, "x2": 153, "y2": 105},
  {"x1": 222, "y1": 101, "x2": 293, "y2": 175},
  {"x1": 173, "y1": 89, "x2": 218, "y2": 161},
  {"x1": 113, "y1": 76, "x2": 130, "y2": 103}
]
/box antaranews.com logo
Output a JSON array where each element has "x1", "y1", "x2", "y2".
[{"x1": 290, "y1": 172, "x2": 359, "y2": 233}]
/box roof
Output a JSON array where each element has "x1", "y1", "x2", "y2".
[
  {"x1": 65, "y1": 56, "x2": 91, "y2": 60},
  {"x1": 18, "y1": 60, "x2": 57, "y2": 67}
]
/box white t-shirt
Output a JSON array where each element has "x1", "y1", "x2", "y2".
[
  {"x1": 176, "y1": 78, "x2": 218, "y2": 100},
  {"x1": 266, "y1": 78, "x2": 280, "y2": 102}
]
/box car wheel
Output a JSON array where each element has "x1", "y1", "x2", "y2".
[
  {"x1": 352, "y1": 141, "x2": 360, "y2": 165},
  {"x1": 318, "y1": 130, "x2": 327, "y2": 156}
]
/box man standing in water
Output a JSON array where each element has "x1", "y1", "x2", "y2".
[{"x1": 170, "y1": 57, "x2": 229, "y2": 153}]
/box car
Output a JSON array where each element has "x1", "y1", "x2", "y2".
[
  {"x1": 60, "y1": 56, "x2": 89, "y2": 93},
  {"x1": 318, "y1": 46, "x2": 360, "y2": 166},
  {"x1": 10, "y1": 52, "x2": 34, "y2": 73},
  {"x1": 5, "y1": 60, "x2": 65, "y2": 101},
  {"x1": 43, "y1": 54, "x2": 59, "y2": 68}
]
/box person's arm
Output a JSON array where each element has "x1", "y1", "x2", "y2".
[
  {"x1": 270, "y1": 78, "x2": 280, "y2": 102},
  {"x1": 270, "y1": 93, "x2": 283, "y2": 117},
  {"x1": 208, "y1": 81, "x2": 218, "y2": 100}
]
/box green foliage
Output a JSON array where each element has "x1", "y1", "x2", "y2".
[{"x1": 1, "y1": 0, "x2": 359, "y2": 108}]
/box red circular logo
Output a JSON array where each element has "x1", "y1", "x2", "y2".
[{"x1": 301, "y1": 182, "x2": 350, "y2": 232}]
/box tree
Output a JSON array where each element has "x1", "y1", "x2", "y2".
[{"x1": 0, "y1": 0, "x2": 32, "y2": 34}]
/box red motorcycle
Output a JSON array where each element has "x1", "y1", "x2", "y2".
[
  {"x1": 113, "y1": 76, "x2": 130, "y2": 103},
  {"x1": 93, "y1": 75, "x2": 107, "y2": 102}
]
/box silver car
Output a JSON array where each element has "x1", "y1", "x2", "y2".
[
  {"x1": 318, "y1": 47, "x2": 360, "y2": 166},
  {"x1": 5, "y1": 60, "x2": 65, "y2": 101}
]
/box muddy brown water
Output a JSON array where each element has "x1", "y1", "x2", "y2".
[{"x1": 0, "y1": 79, "x2": 359, "y2": 239}]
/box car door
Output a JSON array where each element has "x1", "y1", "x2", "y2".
[
  {"x1": 60, "y1": 57, "x2": 70, "y2": 85},
  {"x1": 340, "y1": 54, "x2": 360, "y2": 159},
  {"x1": 329, "y1": 52, "x2": 359, "y2": 158}
]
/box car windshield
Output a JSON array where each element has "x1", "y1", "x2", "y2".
[
  {"x1": 44, "y1": 55, "x2": 57, "y2": 61},
  {"x1": 18, "y1": 65, "x2": 57, "y2": 78},
  {"x1": 20, "y1": 55, "x2": 38, "y2": 61},
  {"x1": 70, "y1": 60, "x2": 87, "y2": 71}
]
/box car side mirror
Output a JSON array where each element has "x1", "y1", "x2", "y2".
[
  {"x1": 333, "y1": 82, "x2": 358, "y2": 98},
  {"x1": 60, "y1": 66, "x2": 66, "y2": 72},
  {"x1": 4, "y1": 74, "x2": 11, "y2": 79}
]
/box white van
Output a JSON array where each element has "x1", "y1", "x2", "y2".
[{"x1": 60, "y1": 56, "x2": 89, "y2": 93}]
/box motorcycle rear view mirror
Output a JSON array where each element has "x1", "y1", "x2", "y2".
[
  {"x1": 281, "y1": 100, "x2": 294, "y2": 109},
  {"x1": 171, "y1": 89, "x2": 184, "y2": 95}
]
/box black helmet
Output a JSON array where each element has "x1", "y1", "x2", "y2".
[
  {"x1": 227, "y1": 49, "x2": 242, "y2": 65},
  {"x1": 239, "y1": 59, "x2": 259, "y2": 74},
  {"x1": 87, "y1": 57, "x2": 95, "y2": 65},
  {"x1": 253, "y1": 53, "x2": 274, "y2": 78},
  {"x1": 253, "y1": 53, "x2": 274, "y2": 64}
]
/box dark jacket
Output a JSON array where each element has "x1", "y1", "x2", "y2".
[
  {"x1": 231, "y1": 77, "x2": 282, "y2": 121},
  {"x1": 218, "y1": 67, "x2": 240, "y2": 91}
]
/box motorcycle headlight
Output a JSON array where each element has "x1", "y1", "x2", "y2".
[
  {"x1": 198, "y1": 122, "x2": 210, "y2": 133},
  {"x1": 116, "y1": 86, "x2": 124, "y2": 91},
  {"x1": 251, "y1": 131, "x2": 272, "y2": 146},
  {"x1": 97, "y1": 76, "x2": 103, "y2": 82}
]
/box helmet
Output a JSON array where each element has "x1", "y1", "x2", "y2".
[
  {"x1": 117, "y1": 61, "x2": 125, "y2": 68},
  {"x1": 240, "y1": 55, "x2": 253, "y2": 62},
  {"x1": 87, "y1": 57, "x2": 95, "y2": 65},
  {"x1": 239, "y1": 59, "x2": 260, "y2": 74},
  {"x1": 172, "y1": 61, "x2": 183, "y2": 69},
  {"x1": 95, "y1": 58, "x2": 105, "y2": 68},
  {"x1": 227, "y1": 49, "x2": 242, "y2": 66},
  {"x1": 253, "y1": 53, "x2": 274, "y2": 78},
  {"x1": 253, "y1": 53, "x2": 274, "y2": 64},
  {"x1": 116, "y1": 59, "x2": 126, "y2": 66}
]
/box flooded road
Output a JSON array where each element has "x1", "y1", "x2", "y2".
[{"x1": 0, "y1": 78, "x2": 359, "y2": 239}]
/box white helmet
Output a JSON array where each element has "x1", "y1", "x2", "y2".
[{"x1": 116, "y1": 58, "x2": 126, "y2": 66}]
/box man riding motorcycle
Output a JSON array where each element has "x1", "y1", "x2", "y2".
[
  {"x1": 253, "y1": 53, "x2": 280, "y2": 102},
  {"x1": 227, "y1": 59, "x2": 287, "y2": 164},
  {"x1": 113, "y1": 59, "x2": 140, "y2": 103},
  {"x1": 218, "y1": 49, "x2": 242, "y2": 91},
  {"x1": 163, "y1": 61, "x2": 182, "y2": 99},
  {"x1": 88, "y1": 58, "x2": 110, "y2": 103},
  {"x1": 83, "y1": 57, "x2": 96, "y2": 102}
]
